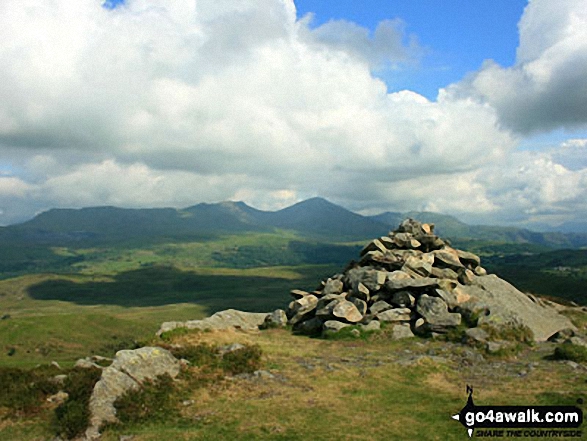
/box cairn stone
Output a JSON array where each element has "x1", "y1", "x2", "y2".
[{"x1": 280, "y1": 217, "x2": 574, "y2": 340}]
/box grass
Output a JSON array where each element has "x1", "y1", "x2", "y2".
[
  {"x1": 1, "y1": 327, "x2": 585, "y2": 440},
  {"x1": 0, "y1": 264, "x2": 337, "y2": 367}
]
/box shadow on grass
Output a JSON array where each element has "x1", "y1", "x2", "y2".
[{"x1": 27, "y1": 265, "x2": 334, "y2": 313}]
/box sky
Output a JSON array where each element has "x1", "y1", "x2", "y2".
[{"x1": 1, "y1": 0, "x2": 587, "y2": 229}]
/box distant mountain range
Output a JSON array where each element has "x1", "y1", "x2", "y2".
[{"x1": 2, "y1": 197, "x2": 587, "y2": 248}]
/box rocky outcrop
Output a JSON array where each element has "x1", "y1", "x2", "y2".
[
  {"x1": 284, "y1": 218, "x2": 575, "y2": 341},
  {"x1": 158, "y1": 309, "x2": 269, "y2": 336},
  {"x1": 86, "y1": 347, "x2": 180, "y2": 439}
]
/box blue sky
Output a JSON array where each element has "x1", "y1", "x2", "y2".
[
  {"x1": 0, "y1": 0, "x2": 586, "y2": 229},
  {"x1": 296, "y1": 0, "x2": 528, "y2": 99}
]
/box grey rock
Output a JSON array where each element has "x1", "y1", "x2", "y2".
[
  {"x1": 486, "y1": 341, "x2": 514, "y2": 354},
  {"x1": 403, "y1": 254, "x2": 434, "y2": 277},
  {"x1": 457, "y1": 275, "x2": 576, "y2": 341},
  {"x1": 158, "y1": 309, "x2": 270, "y2": 335},
  {"x1": 354, "y1": 282, "x2": 371, "y2": 302},
  {"x1": 391, "y1": 323, "x2": 415, "y2": 340},
  {"x1": 377, "y1": 308, "x2": 411, "y2": 323},
  {"x1": 432, "y1": 248, "x2": 464, "y2": 270},
  {"x1": 349, "y1": 297, "x2": 368, "y2": 316},
  {"x1": 346, "y1": 267, "x2": 387, "y2": 292},
  {"x1": 430, "y1": 267, "x2": 459, "y2": 280},
  {"x1": 290, "y1": 289, "x2": 310, "y2": 299},
  {"x1": 323, "y1": 320, "x2": 352, "y2": 333},
  {"x1": 218, "y1": 343, "x2": 246, "y2": 355},
  {"x1": 333, "y1": 300, "x2": 363, "y2": 323},
  {"x1": 253, "y1": 370, "x2": 275, "y2": 380},
  {"x1": 293, "y1": 317, "x2": 323, "y2": 335},
  {"x1": 434, "y1": 288, "x2": 459, "y2": 309},
  {"x1": 322, "y1": 279, "x2": 344, "y2": 296},
  {"x1": 385, "y1": 276, "x2": 439, "y2": 291},
  {"x1": 316, "y1": 298, "x2": 342, "y2": 319},
  {"x1": 465, "y1": 327, "x2": 490, "y2": 344},
  {"x1": 87, "y1": 347, "x2": 180, "y2": 439},
  {"x1": 370, "y1": 300, "x2": 393, "y2": 315},
  {"x1": 47, "y1": 391, "x2": 69, "y2": 404},
  {"x1": 458, "y1": 269, "x2": 476, "y2": 286},
  {"x1": 390, "y1": 291, "x2": 416, "y2": 308},
  {"x1": 264, "y1": 309, "x2": 288, "y2": 328},
  {"x1": 474, "y1": 266, "x2": 488, "y2": 276},
  {"x1": 456, "y1": 249, "x2": 481, "y2": 268},
  {"x1": 360, "y1": 320, "x2": 381, "y2": 332},
  {"x1": 568, "y1": 336, "x2": 587, "y2": 348},
  {"x1": 289, "y1": 296, "x2": 319, "y2": 325},
  {"x1": 52, "y1": 374, "x2": 68, "y2": 385},
  {"x1": 360, "y1": 238, "x2": 388, "y2": 256},
  {"x1": 416, "y1": 294, "x2": 461, "y2": 330},
  {"x1": 350, "y1": 329, "x2": 361, "y2": 338}
]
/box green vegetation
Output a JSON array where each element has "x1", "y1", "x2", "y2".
[
  {"x1": 553, "y1": 342, "x2": 587, "y2": 363},
  {"x1": 52, "y1": 367, "x2": 102, "y2": 439},
  {"x1": 114, "y1": 374, "x2": 178, "y2": 426},
  {"x1": 0, "y1": 364, "x2": 61, "y2": 415}
]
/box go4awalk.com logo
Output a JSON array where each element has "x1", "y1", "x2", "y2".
[{"x1": 451, "y1": 386, "x2": 583, "y2": 438}]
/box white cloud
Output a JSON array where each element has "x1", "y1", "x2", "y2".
[
  {"x1": 446, "y1": 0, "x2": 587, "y2": 134},
  {"x1": 0, "y1": 0, "x2": 585, "y2": 229}
]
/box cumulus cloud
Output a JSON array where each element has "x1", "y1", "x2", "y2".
[
  {"x1": 446, "y1": 0, "x2": 587, "y2": 134},
  {"x1": 0, "y1": 0, "x2": 585, "y2": 228},
  {"x1": 301, "y1": 17, "x2": 421, "y2": 69}
]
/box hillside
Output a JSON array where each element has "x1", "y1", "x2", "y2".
[{"x1": 4, "y1": 197, "x2": 587, "y2": 248}]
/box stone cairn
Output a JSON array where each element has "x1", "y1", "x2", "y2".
[{"x1": 284, "y1": 219, "x2": 487, "y2": 338}]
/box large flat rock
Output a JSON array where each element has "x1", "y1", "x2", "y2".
[
  {"x1": 458, "y1": 275, "x2": 575, "y2": 341},
  {"x1": 158, "y1": 309, "x2": 269, "y2": 335}
]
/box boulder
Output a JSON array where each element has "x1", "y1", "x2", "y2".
[
  {"x1": 86, "y1": 347, "x2": 180, "y2": 439},
  {"x1": 377, "y1": 308, "x2": 411, "y2": 323},
  {"x1": 293, "y1": 317, "x2": 323, "y2": 335},
  {"x1": 322, "y1": 279, "x2": 344, "y2": 296},
  {"x1": 157, "y1": 309, "x2": 269, "y2": 335},
  {"x1": 457, "y1": 275, "x2": 575, "y2": 341},
  {"x1": 323, "y1": 320, "x2": 352, "y2": 333},
  {"x1": 416, "y1": 294, "x2": 461, "y2": 331},
  {"x1": 333, "y1": 300, "x2": 363, "y2": 323},
  {"x1": 391, "y1": 323, "x2": 415, "y2": 340},
  {"x1": 360, "y1": 320, "x2": 381, "y2": 332},
  {"x1": 264, "y1": 309, "x2": 288, "y2": 328}
]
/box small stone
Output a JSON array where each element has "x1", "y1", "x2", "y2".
[
  {"x1": 253, "y1": 370, "x2": 275, "y2": 380},
  {"x1": 349, "y1": 297, "x2": 368, "y2": 316},
  {"x1": 360, "y1": 321, "x2": 381, "y2": 332},
  {"x1": 465, "y1": 327, "x2": 489, "y2": 344},
  {"x1": 377, "y1": 308, "x2": 411, "y2": 323},
  {"x1": 264, "y1": 309, "x2": 288, "y2": 328},
  {"x1": 323, "y1": 279, "x2": 344, "y2": 296},
  {"x1": 323, "y1": 320, "x2": 351, "y2": 333},
  {"x1": 290, "y1": 289, "x2": 309, "y2": 299},
  {"x1": 370, "y1": 300, "x2": 393, "y2": 315},
  {"x1": 333, "y1": 300, "x2": 363, "y2": 323},
  {"x1": 350, "y1": 329, "x2": 361, "y2": 338},
  {"x1": 391, "y1": 324, "x2": 415, "y2": 340},
  {"x1": 474, "y1": 266, "x2": 488, "y2": 276},
  {"x1": 354, "y1": 283, "x2": 370, "y2": 302},
  {"x1": 47, "y1": 391, "x2": 69, "y2": 404}
]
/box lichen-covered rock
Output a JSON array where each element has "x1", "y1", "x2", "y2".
[
  {"x1": 457, "y1": 275, "x2": 575, "y2": 341},
  {"x1": 86, "y1": 347, "x2": 180, "y2": 439},
  {"x1": 158, "y1": 309, "x2": 270, "y2": 335}
]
